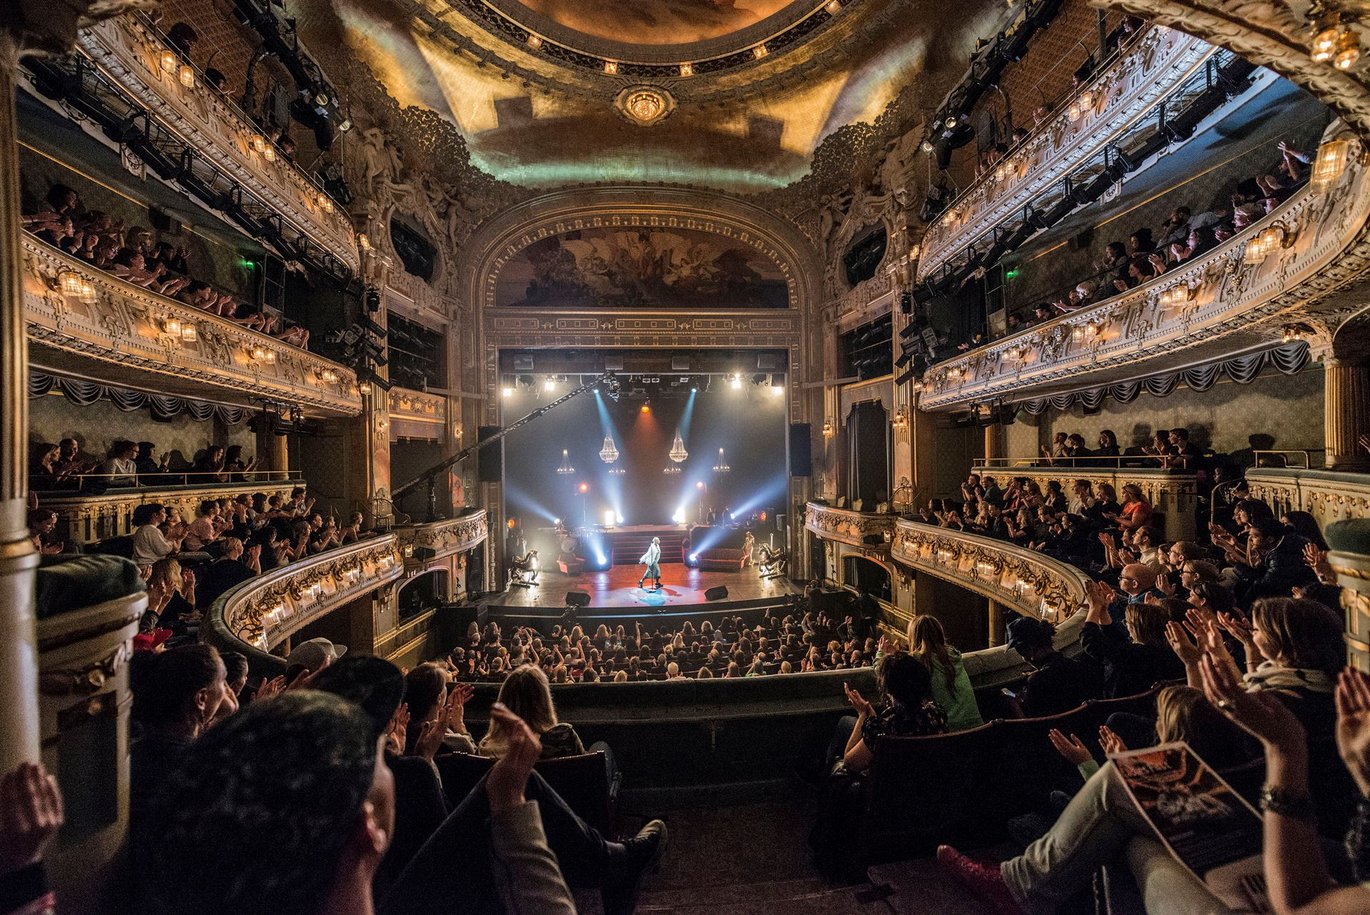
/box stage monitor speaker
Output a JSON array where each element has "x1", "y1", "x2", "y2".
[
  {"x1": 477, "y1": 426, "x2": 503, "y2": 482},
  {"x1": 565, "y1": 591, "x2": 591, "y2": 608},
  {"x1": 412, "y1": 546, "x2": 437, "y2": 561},
  {"x1": 789, "y1": 423, "x2": 812, "y2": 477},
  {"x1": 704, "y1": 585, "x2": 729, "y2": 601}
]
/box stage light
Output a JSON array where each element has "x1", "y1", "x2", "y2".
[
  {"x1": 544, "y1": 376, "x2": 556, "y2": 392},
  {"x1": 578, "y1": 482, "x2": 589, "y2": 494},
  {"x1": 617, "y1": 512, "x2": 624, "y2": 524},
  {"x1": 672, "y1": 507, "x2": 686, "y2": 525},
  {"x1": 696, "y1": 481, "x2": 705, "y2": 490},
  {"x1": 553, "y1": 518, "x2": 561, "y2": 525},
  {"x1": 770, "y1": 384, "x2": 783, "y2": 397},
  {"x1": 729, "y1": 374, "x2": 743, "y2": 390},
  {"x1": 604, "y1": 510, "x2": 616, "y2": 527},
  {"x1": 689, "y1": 553, "x2": 699, "y2": 562},
  {"x1": 641, "y1": 404, "x2": 650, "y2": 414}
]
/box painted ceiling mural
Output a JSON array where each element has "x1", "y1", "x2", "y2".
[
  {"x1": 511, "y1": 0, "x2": 795, "y2": 46},
  {"x1": 297, "y1": 0, "x2": 1004, "y2": 193},
  {"x1": 492, "y1": 227, "x2": 790, "y2": 309}
]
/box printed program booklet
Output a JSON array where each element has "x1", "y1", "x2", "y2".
[{"x1": 1110, "y1": 741, "x2": 1270, "y2": 914}]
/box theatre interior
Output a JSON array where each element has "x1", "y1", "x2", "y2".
[{"x1": 9, "y1": 0, "x2": 1370, "y2": 912}]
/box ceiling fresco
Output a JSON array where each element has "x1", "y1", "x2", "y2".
[
  {"x1": 504, "y1": 0, "x2": 798, "y2": 47},
  {"x1": 297, "y1": 0, "x2": 1005, "y2": 193}
]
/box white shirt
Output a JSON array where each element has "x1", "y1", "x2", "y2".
[{"x1": 133, "y1": 524, "x2": 173, "y2": 564}]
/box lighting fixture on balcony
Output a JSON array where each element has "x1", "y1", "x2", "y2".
[
  {"x1": 1311, "y1": 16, "x2": 1342, "y2": 63},
  {"x1": 920, "y1": 139, "x2": 934, "y2": 154},
  {"x1": 1079, "y1": 89, "x2": 1096, "y2": 111},
  {"x1": 262, "y1": 144, "x2": 276, "y2": 163},
  {"x1": 163, "y1": 317, "x2": 183, "y2": 338},
  {"x1": 993, "y1": 163, "x2": 1007, "y2": 183},
  {"x1": 753, "y1": 44, "x2": 768, "y2": 59},
  {"x1": 250, "y1": 134, "x2": 267, "y2": 154},
  {"x1": 713, "y1": 448, "x2": 731, "y2": 472},
  {"x1": 599, "y1": 433, "x2": 620, "y2": 464},
  {"x1": 526, "y1": 34, "x2": 543, "y2": 48},
  {"x1": 250, "y1": 344, "x2": 268, "y2": 363},
  {"x1": 320, "y1": 369, "x2": 339, "y2": 384},
  {"x1": 669, "y1": 430, "x2": 689, "y2": 464},
  {"x1": 358, "y1": 233, "x2": 371, "y2": 251},
  {"x1": 680, "y1": 62, "x2": 694, "y2": 77},
  {"x1": 178, "y1": 64, "x2": 195, "y2": 89},
  {"x1": 908, "y1": 243, "x2": 921, "y2": 261},
  {"x1": 1014, "y1": 345, "x2": 1031, "y2": 362},
  {"x1": 1067, "y1": 100, "x2": 1082, "y2": 122},
  {"x1": 826, "y1": 0, "x2": 842, "y2": 13},
  {"x1": 160, "y1": 50, "x2": 178, "y2": 73},
  {"x1": 1335, "y1": 28, "x2": 1362, "y2": 69},
  {"x1": 822, "y1": 420, "x2": 835, "y2": 437},
  {"x1": 1086, "y1": 319, "x2": 1104, "y2": 337},
  {"x1": 604, "y1": 60, "x2": 619, "y2": 74},
  {"x1": 911, "y1": 377, "x2": 924, "y2": 393},
  {"x1": 1281, "y1": 323, "x2": 1313, "y2": 344},
  {"x1": 892, "y1": 408, "x2": 908, "y2": 431},
  {"x1": 58, "y1": 270, "x2": 83, "y2": 297},
  {"x1": 180, "y1": 323, "x2": 198, "y2": 343},
  {"x1": 544, "y1": 376, "x2": 557, "y2": 392},
  {"x1": 1071, "y1": 324, "x2": 1085, "y2": 341},
  {"x1": 556, "y1": 449, "x2": 575, "y2": 474},
  {"x1": 729, "y1": 373, "x2": 743, "y2": 390},
  {"x1": 1311, "y1": 137, "x2": 1351, "y2": 193},
  {"x1": 79, "y1": 279, "x2": 96, "y2": 303},
  {"x1": 1158, "y1": 283, "x2": 1193, "y2": 308},
  {"x1": 358, "y1": 380, "x2": 372, "y2": 395}
]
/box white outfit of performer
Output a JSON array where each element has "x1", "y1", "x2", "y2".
[{"x1": 638, "y1": 538, "x2": 662, "y2": 589}]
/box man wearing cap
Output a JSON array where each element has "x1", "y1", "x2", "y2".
[
  {"x1": 1004, "y1": 616, "x2": 1102, "y2": 718},
  {"x1": 287, "y1": 636, "x2": 347, "y2": 673}
]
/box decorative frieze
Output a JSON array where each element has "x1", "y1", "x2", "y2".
[
  {"x1": 891, "y1": 521, "x2": 1090, "y2": 623},
  {"x1": 804, "y1": 502, "x2": 895, "y2": 550},
  {"x1": 394, "y1": 510, "x2": 489, "y2": 569},
  {"x1": 22, "y1": 237, "x2": 361, "y2": 415},
  {"x1": 1247, "y1": 468, "x2": 1370, "y2": 531}
]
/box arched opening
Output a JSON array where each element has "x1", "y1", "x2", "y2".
[
  {"x1": 398, "y1": 569, "x2": 449, "y2": 623},
  {"x1": 844, "y1": 555, "x2": 891, "y2": 603}
]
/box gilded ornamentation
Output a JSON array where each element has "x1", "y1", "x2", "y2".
[
  {"x1": 804, "y1": 502, "x2": 895, "y2": 550},
  {"x1": 394, "y1": 511, "x2": 490, "y2": 565},
  {"x1": 39, "y1": 641, "x2": 134, "y2": 696}
]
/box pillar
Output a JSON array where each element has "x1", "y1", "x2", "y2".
[
  {"x1": 255, "y1": 425, "x2": 289, "y2": 479},
  {"x1": 1324, "y1": 357, "x2": 1370, "y2": 472},
  {"x1": 0, "y1": 34, "x2": 42, "y2": 771},
  {"x1": 986, "y1": 599, "x2": 1004, "y2": 648},
  {"x1": 983, "y1": 424, "x2": 1002, "y2": 465},
  {"x1": 1325, "y1": 519, "x2": 1370, "y2": 674}
]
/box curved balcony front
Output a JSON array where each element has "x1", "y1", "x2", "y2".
[
  {"x1": 206, "y1": 535, "x2": 405, "y2": 673},
  {"x1": 805, "y1": 502, "x2": 896, "y2": 553},
  {"x1": 918, "y1": 122, "x2": 1370, "y2": 411},
  {"x1": 23, "y1": 236, "x2": 362, "y2": 415},
  {"x1": 1247, "y1": 468, "x2": 1370, "y2": 531},
  {"x1": 67, "y1": 16, "x2": 359, "y2": 274},
  {"x1": 891, "y1": 520, "x2": 1090, "y2": 625},
  {"x1": 394, "y1": 510, "x2": 489, "y2": 572}
]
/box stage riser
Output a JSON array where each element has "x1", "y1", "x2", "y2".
[
  {"x1": 478, "y1": 597, "x2": 791, "y2": 632},
  {"x1": 607, "y1": 528, "x2": 687, "y2": 565}
]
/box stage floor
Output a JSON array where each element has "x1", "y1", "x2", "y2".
[{"x1": 484, "y1": 566, "x2": 800, "y2": 612}]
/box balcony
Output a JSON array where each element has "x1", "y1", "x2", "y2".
[
  {"x1": 35, "y1": 15, "x2": 358, "y2": 276},
  {"x1": 388, "y1": 386, "x2": 448, "y2": 441},
  {"x1": 22, "y1": 236, "x2": 362, "y2": 415},
  {"x1": 917, "y1": 121, "x2": 1370, "y2": 410},
  {"x1": 395, "y1": 510, "x2": 489, "y2": 571},
  {"x1": 37, "y1": 477, "x2": 303, "y2": 544},
  {"x1": 1247, "y1": 468, "x2": 1370, "y2": 532},
  {"x1": 917, "y1": 28, "x2": 1246, "y2": 281},
  {"x1": 805, "y1": 502, "x2": 896, "y2": 552},
  {"x1": 207, "y1": 535, "x2": 405, "y2": 671},
  {"x1": 891, "y1": 521, "x2": 1089, "y2": 624},
  {"x1": 972, "y1": 460, "x2": 1200, "y2": 541}
]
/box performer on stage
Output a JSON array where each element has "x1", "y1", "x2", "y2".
[{"x1": 638, "y1": 536, "x2": 662, "y2": 590}]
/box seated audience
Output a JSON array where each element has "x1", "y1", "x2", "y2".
[
  {"x1": 1003, "y1": 616, "x2": 1102, "y2": 718},
  {"x1": 907, "y1": 614, "x2": 983, "y2": 731}
]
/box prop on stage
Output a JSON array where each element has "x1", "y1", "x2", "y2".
[
  {"x1": 508, "y1": 549, "x2": 540, "y2": 587},
  {"x1": 757, "y1": 545, "x2": 788, "y2": 579}
]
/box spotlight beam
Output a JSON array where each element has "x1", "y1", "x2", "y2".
[{"x1": 392, "y1": 372, "x2": 621, "y2": 519}]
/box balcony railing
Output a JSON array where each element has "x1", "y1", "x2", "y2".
[
  {"x1": 71, "y1": 15, "x2": 359, "y2": 275},
  {"x1": 22, "y1": 236, "x2": 362, "y2": 415},
  {"x1": 891, "y1": 520, "x2": 1090, "y2": 624},
  {"x1": 388, "y1": 386, "x2": 448, "y2": 440},
  {"x1": 1247, "y1": 468, "x2": 1370, "y2": 532},
  {"x1": 36, "y1": 477, "x2": 303, "y2": 544},
  {"x1": 207, "y1": 535, "x2": 405, "y2": 672},
  {"x1": 394, "y1": 510, "x2": 489, "y2": 570},
  {"x1": 804, "y1": 502, "x2": 896, "y2": 550},
  {"x1": 917, "y1": 28, "x2": 1234, "y2": 280},
  {"x1": 918, "y1": 122, "x2": 1370, "y2": 409}
]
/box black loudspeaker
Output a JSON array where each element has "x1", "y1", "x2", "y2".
[
  {"x1": 704, "y1": 585, "x2": 729, "y2": 601},
  {"x1": 789, "y1": 423, "x2": 812, "y2": 477},
  {"x1": 477, "y1": 426, "x2": 503, "y2": 482},
  {"x1": 565, "y1": 591, "x2": 591, "y2": 608},
  {"x1": 412, "y1": 546, "x2": 437, "y2": 561}
]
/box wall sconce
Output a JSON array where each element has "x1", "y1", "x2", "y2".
[
  {"x1": 1067, "y1": 99, "x2": 1082, "y2": 122},
  {"x1": 1079, "y1": 89, "x2": 1096, "y2": 111},
  {"x1": 948, "y1": 366, "x2": 964, "y2": 380},
  {"x1": 358, "y1": 232, "x2": 371, "y2": 251},
  {"x1": 1086, "y1": 319, "x2": 1104, "y2": 338},
  {"x1": 1158, "y1": 283, "x2": 1192, "y2": 308},
  {"x1": 1311, "y1": 12, "x2": 1362, "y2": 69},
  {"x1": 1243, "y1": 222, "x2": 1288, "y2": 264},
  {"x1": 822, "y1": 420, "x2": 834, "y2": 438},
  {"x1": 180, "y1": 323, "x2": 198, "y2": 343},
  {"x1": 163, "y1": 317, "x2": 183, "y2": 339},
  {"x1": 1281, "y1": 323, "x2": 1310, "y2": 344},
  {"x1": 1310, "y1": 137, "x2": 1351, "y2": 194},
  {"x1": 908, "y1": 242, "x2": 920, "y2": 261},
  {"x1": 58, "y1": 270, "x2": 84, "y2": 297},
  {"x1": 178, "y1": 64, "x2": 195, "y2": 89},
  {"x1": 262, "y1": 143, "x2": 276, "y2": 163},
  {"x1": 1071, "y1": 324, "x2": 1085, "y2": 341},
  {"x1": 250, "y1": 134, "x2": 267, "y2": 154},
  {"x1": 403, "y1": 543, "x2": 415, "y2": 558},
  {"x1": 79, "y1": 279, "x2": 96, "y2": 303},
  {"x1": 358, "y1": 380, "x2": 372, "y2": 395},
  {"x1": 911, "y1": 377, "x2": 925, "y2": 393},
  {"x1": 892, "y1": 408, "x2": 908, "y2": 430},
  {"x1": 320, "y1": 369, "x2": 339, "y2": 384},
  {"x1": 160, "y1": 50, "x2": 178, "y2": 73}
]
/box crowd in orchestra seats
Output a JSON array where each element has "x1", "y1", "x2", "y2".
[{"x1": 23, "y1": 182, "x2": 310, "y2": 347}]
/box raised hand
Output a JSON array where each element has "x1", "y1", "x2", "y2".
[
  {"x1": 1156, "y1": 573, "x2": 1177, "y2": 598},
  {"x1": 1199, "y1": 654, "x2": 1305, "y2": 752},
  {"x1": 843, "y1": 682, "x2": 875, "y2": 718},
  {"x1": 1336, "y1": 668, "x2": 1370, "y2": 797},
  {"x1": 1217, "y1": 612, "x2": 1258, "y2": 649},
  {"x1": 388, "y1": 703, "x2": 411, "y2": 755},
  {"x1": 446, "y1": 682, "x2": 475, "y2": 733},
  {"x1": 1098, "y1": 725, "x2": 1127, "y2": 757},
  {"x1": 0, "y1": 762, "x2": 64, "y2": 877},
  {"x1": 485, "y1": 703, "x2": 543, "y2": 815},
  {"x1": 1048, "y1": 728, "x2": 1092, "y2": 766},
  {"x1": 1166, "y1": 620, "x2": 1201, "y2": 666},
  {"x1": 413, "y1": 718, "x2": 445, "y2": 761}
]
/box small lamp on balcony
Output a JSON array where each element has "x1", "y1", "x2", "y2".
[
  {"x1": 180, "y1": 323, "x2": 198, "y2": 343},
  {"x1": 1311, "y1": 137, "x2": 1351, "y2": 194},
  {"x1": 58, "y1": 270, "x2": 83, "y2": 298},
  {"x1": 160, "y1": 50, "x2": 178, "y2": 74},
  {"x1": 178, "y1": 64, "x2": 196, "y2": 89},
  {"x1": 163, "y1": 317, "x2": 183, "y2": 339}
]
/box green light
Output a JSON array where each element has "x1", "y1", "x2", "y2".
[
  {"x1": 1005, "y1": 267, "x2": 1020, "y2": 281},
  {"x1": 239, "y1": 258, "x2": 256, "y2": 270}
]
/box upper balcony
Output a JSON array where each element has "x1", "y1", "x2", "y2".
[
  {"x1": 917, "y1": 27, "x2": 1254, "y2": 283},
  {"x1": 804, "y1": 502, "x2": 896, "y2": 553},
  {"x1": 1247, "y1": 468, "x2": 1370, "y2": 532},
  {"x1": 23, "y1": 14, "x2": 359, "y2": 279},
  {"x1": 916, "y1": 121, "x2": 1370, "y2": 410},
  {"x1": 22, "y1": 234, "x2": 362, "y2": 415}
]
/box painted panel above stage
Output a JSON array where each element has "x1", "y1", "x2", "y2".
[{"x1": 491, "y1": 223, "x2": 791, "y2": 310}]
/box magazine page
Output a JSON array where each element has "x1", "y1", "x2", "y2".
[{"x1": 1110, "y1": 741, "x2": 1270, "y2": 914}]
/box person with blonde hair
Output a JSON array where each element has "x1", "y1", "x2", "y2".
[
  {"x1": 480, "y1": 664, "x2": 585, "y2": 760},
  {"x1": 906, "y1": 615, "x2": 982, "y2": 730}
]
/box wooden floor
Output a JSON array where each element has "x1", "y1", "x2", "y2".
[{"x1": 484, "y1": 564, "x2": 799, "y2": 612}]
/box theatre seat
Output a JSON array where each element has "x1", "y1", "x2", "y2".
[{"x1": 435, "y1": 750, "x2": 618, "y2": 837}]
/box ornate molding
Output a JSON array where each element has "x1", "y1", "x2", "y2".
[
  {"x1": 22, "y1": 237, "x2": 361, "y2": 416},
  {"x1": 804, "y1": 502, "x2": 895, "y2": 550},
  {"x1": 974, "y1": 465, "x2": 1198, "y2": 511},
  {"x1": 211, "y1": 536, "x2": 405, "y2": 655},
  {"x1": 1247, "y1": 468, "x2": 1370, "y2": 530},
  {"x1": 38, "y1": 479, "x2": 302, "y2": 544},
  {"x1": 388, "y1": 386, "x2": 448, "y2": 428},
  {"x1": 74, "y1": 16, "x2": 360, "y2": 273},
  {"x1": 920, "y1": 125, "x2": 1370, "y2": 409},
  {"x1": 394, "y1": 510, "x2": 489, "y2": 568},
  {"x1": 920, "y1": 27, "x2": 1224, "y2": 279},
  {"x1": 891, "y1": 521, "x2": 1091, "y2": 623}
]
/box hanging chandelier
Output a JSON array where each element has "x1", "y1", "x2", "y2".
[
  {"x1": 669, "y1": 430, "x2": 689, "y2": 463},
  {"x1": 712, "y1": 448, "x2": 731, "y2": 473},
  {"x1": 599, "y1": 433, "x2": 620, "y2": 464},
  {"x1": 556, "y1": 449, "x2": 575, "y2": 474}
]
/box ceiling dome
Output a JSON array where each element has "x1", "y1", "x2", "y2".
[{"x1": 495, "y1": 0, "x2": 805, "y2": 48}]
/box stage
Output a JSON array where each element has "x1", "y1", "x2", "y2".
[{"x1": 481, "y1": 565, "x2": 801, "y2": 623}]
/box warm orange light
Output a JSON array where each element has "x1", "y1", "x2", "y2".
[
  {"x1": 507, "y1": 518, "x2": 516, "y2": 529},
  {"x1": 578, "y1": 482, "x2": 590, "y2": 494},
  {"x1": 640, "y1": 404, "x2": 650, "y2": 414}
]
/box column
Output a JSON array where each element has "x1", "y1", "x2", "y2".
[
  {"x1": 1325, "y1": 520, "x2": 1370, "y2": 674},
  {"x1": 1325, "y1": 357, "x2": 1370, "y2": 472},
  {"x1": 986, "y1": 599, "x2": 1004, "y2": 648},
  {"x1": 255, "y1": 425, "x2": 289, "y2": 479},
  {"x1": 983, "y1": 424, "x2": 1002, "y2": 465},
  {"x1": 0, "y1": 36, "x2": 42, "y2": 771}
]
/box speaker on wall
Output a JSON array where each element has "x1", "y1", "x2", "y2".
[
  {"x1": 565, "y1": 591, "x2": 591, "y2": 608},
  {"x1": 789, "y1": 423, "x2": 812, "y2": 477},
  {"x1": 704, "y1": 585, "x2": 729, "y2": 601},
  {"x1": 477, "y1": 426, "x2": 503, "y2": 483}
]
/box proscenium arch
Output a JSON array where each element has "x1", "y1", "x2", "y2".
[{"x1": 460, "y1": 186, "x2": 825, "y2": 314}]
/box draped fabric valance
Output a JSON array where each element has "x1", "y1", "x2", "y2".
[
  {"x1": 29, "y1": 372, "x2": 249, "y2": 424},
  {"x1": 1017, "y1": 343, "x2": 1310, "y2": 416}
]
